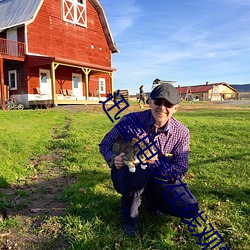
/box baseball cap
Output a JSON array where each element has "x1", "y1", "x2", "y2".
[{"x1": 150, "y1": 83, "x2": 180, "y2": 105}]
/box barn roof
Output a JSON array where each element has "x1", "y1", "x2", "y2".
[
  {"x1": 89, "y1": 0, "x2": 118, "y2": 53},
  {"x1": 176, "y1": 82, "x2": 237, "y2": 94},
  {"x1": 0, "y1": 0, "x2": 118, "y2": 53},
  {"x1": 0, "y1": 0, "x2": 42, "y2": 31}
]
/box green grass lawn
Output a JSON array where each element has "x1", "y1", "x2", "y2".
[{"x1": 0, "y1": 105, "x2": 249, "y2": 249}]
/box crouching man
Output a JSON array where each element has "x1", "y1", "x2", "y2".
[{"x1": 99, "y1": 84, "x2": 199, "y2": 237}]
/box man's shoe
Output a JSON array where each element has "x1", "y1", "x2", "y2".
[{"x1": 123, "y1": 223, "x2": 140, "y2": 237}]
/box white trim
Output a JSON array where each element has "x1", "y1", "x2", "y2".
[
  {"x1": 99, "y1": 78, "x2": 106, "y2": 94},
  {"x1": 25, "y1": 0, "x2": 44, "y2": 27},
  {"x1": 8, "y1": 70, "x2": 17, "y2": 90},
  {"x1": 62, "y1": 0, "x2": 87, "y2": 28}
]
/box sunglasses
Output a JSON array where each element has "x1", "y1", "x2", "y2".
[{"x1": 153, "y1": 99, "x2": 173, "y2": 108}]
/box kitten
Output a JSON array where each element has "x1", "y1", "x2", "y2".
[{"x1": 112, "y1": 138, "x2": 154, "y2": 173}]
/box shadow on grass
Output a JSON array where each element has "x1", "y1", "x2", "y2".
[
  {"x1": 0, "y1": 177, "x2": 9, "y2": 189},
  {"x1": 187, "y1": 181, "x2": 249, "y2": 250}
]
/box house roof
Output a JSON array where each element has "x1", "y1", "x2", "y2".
[
  {"x1": 176, "y1": 82, "x2": 237, "y2": 94},
  {"x1": 0, "y1": 0, "x2": 118, "y2": 53}
]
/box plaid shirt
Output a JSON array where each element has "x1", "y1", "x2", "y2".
[{"x1": 99, "y1": 109, "x2": 190, "y2": 181}]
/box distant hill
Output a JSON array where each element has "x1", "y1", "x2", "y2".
[{"x1": 231, "y1": 84, "x2": 250, "y2": 92}]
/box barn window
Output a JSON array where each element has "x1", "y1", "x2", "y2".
[
  {"x1": 8, "y1": 70, "x2": 17, "y2": 90},
  {"x1": 99, "y1": 78, "x2": 106, "y2": 94},
  {"x1": 63, "y1": 0, "x2": 87, "y2": 27}
]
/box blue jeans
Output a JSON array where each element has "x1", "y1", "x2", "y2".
[{"x1": 111, "y1": 166, "x2": 199, "y2": 225}]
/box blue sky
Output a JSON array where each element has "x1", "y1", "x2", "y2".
[{"x1": 99, "y1": 0, "x2": 250, "y2": 94}]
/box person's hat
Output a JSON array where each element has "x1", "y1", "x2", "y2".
[
  {"x1": 150, "y1": 83, "x2": 180, "y2": 105},
  {"x1": 153, "y1": 78, "x2": 161, "y2": 84}
]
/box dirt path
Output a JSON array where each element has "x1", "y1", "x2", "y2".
[{"x1": 0, "y1": 118, "x2": 74, "y2": 249}]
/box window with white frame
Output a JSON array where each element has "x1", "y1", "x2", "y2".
[
  {"x1": 63, "y1": 0, "x2": 87, "y2": 27},
  {"x1": 99, "y1": 78, "x2": 106, "y2": 94},
  {"x1": 8, "y1": 70, "x2": 17, "y2": 90}
]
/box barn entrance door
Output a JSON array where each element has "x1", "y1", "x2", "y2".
[
  {"x1": 39, "y1": 69, "x2": 52, "y2": 99},
  {"x1": 72, "y1": 73, "x2": 82, "y2": 98},
  {"x1": 6, "y1": 29, "x2": 18, "y2": 55}
]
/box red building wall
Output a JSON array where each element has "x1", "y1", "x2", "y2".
[
  {"x1": 89, "y1": 74, "x2": 111, "y2": 97},
  {"x1": 26, "y1": 0, "x2": 111, "y2": 68},
  {"x1": 55, "y1": 66, "x2": 86, "y2": 96},
  {"x1": 27, "y1": 63, "x2": 89, "y2": 96},
  {"x1": 26, "y1": 65, "x2": 49, "y2": 94}
]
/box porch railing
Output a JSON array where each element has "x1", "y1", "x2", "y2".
[{"x1": 0, "y1": 38, "x2": 25, "y2": 57}]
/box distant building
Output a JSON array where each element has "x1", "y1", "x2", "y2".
[{"x1": 177, "y1": 82, "x2": 238, "y2": 101}]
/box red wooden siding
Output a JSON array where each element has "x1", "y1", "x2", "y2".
[
  {"x1": 55, "y1": 66, "x2": 86, "y2": 96},
  {"x1": 89, "y1": 74, "x2": 111, "y2": 97},
  {"x1": 27, "y1": 65, "x2": 49, "y2": 94},
  {"x1": 26, "y1": 0, "x2": 111, "y2": 67},
  {"x1": 26, "y1": 55, "x2": 111, "y2": 96}
]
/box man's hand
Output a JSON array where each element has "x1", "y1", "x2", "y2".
[
  {"x1": 114, "y1": 153, "x2": 125, "y2": 169},
  {"x1": 147, "y1": 154, "x2": 158, "y2": 166}
]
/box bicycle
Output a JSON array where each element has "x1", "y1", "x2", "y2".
[{"x1": 5, "y1": 98, "x2": 24, "y2": 110}]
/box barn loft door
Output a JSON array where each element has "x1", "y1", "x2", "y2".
[{"x1": 63, "y1": 0, "x2": 87, "y2": 27}]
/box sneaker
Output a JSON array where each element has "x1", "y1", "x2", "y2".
[{"x1": 123, "y1": 223, "x2": 140, "y2": 237}]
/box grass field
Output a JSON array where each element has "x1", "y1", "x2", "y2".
[{"x1": 0, "y1": 102, "x2": 249, "y2": 249}]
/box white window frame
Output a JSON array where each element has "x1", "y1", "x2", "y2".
[
  {"x1": 8, "y1": 70, "x2": 17, "y2": 90},
  {"x1": 99, "y1": 78, "x2": 106, "y2": 94},
  {"x1": 62, "y1": 0, "x2": 87, "y2": 27}
]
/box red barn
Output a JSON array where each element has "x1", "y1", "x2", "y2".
[{"x1": 0, "y1": 0, "x2": 118, "y2": 109}]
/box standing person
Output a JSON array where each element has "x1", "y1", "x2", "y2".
[
  {"x1": 151, "y1": 78, "x2": 161, "y2": 90},
  {"x1": 113, "y1": 90, "x2": 117, "y2": 101},
  {"x1": 99, "y1": 84, "x2": 199, "y2": 237},
  {"x1": 138, "y1": 85, "x2": 145, "y2": 104}
]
